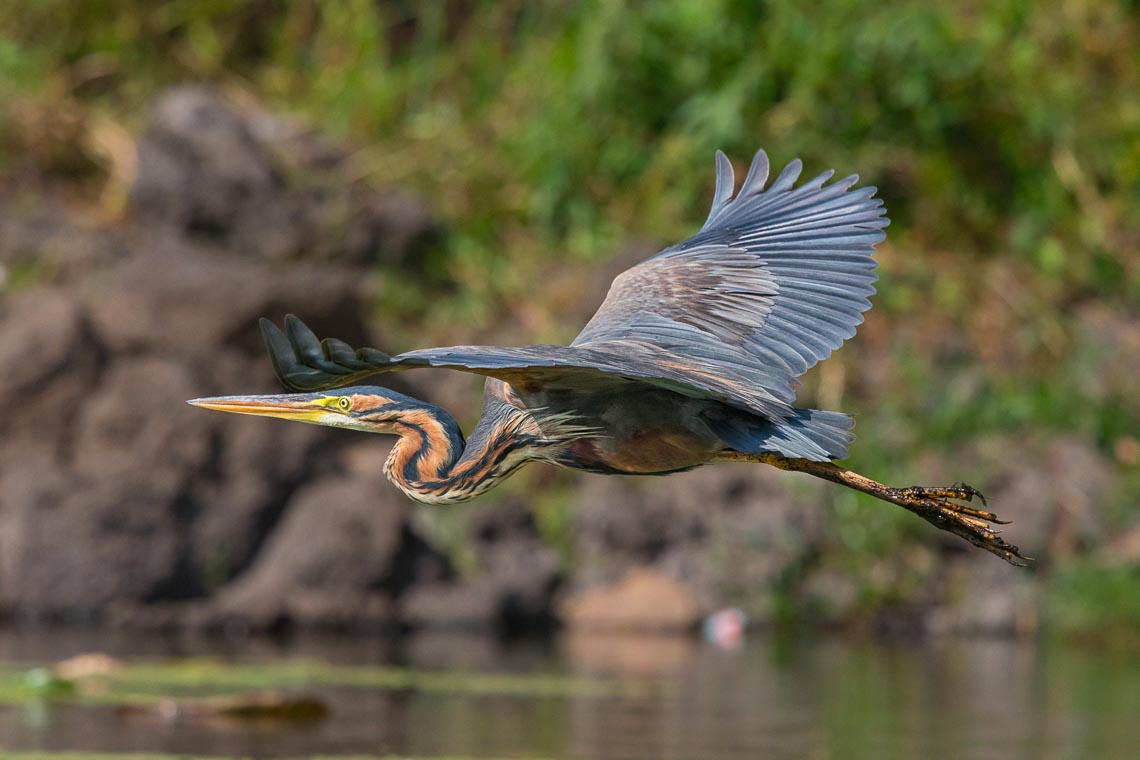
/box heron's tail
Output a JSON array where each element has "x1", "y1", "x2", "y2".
[{"x1": 707, "y1": 407, "x2": 854, "y2": 462}]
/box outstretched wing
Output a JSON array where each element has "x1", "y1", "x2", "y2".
[
  {"x1": 572, "y1": 149, "x2": 887, "y2": 405},
  {"x1": 263, "y1": 150, "x2": 887, "y2": 419},
  {"x1": 261, "y1": 315, "x2": 789, "y2": 417}
]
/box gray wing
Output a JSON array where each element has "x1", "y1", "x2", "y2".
[
  {"x1": 261, "y1": 316, "x2": 786, "y2": 415},
  {"x1": 572, "y1": 149, "x2": 888, "y2": 406},
  {"x1": 264, "y1": 150, "x2": 886, "y2": 420}
]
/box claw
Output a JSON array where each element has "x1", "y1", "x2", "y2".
[
  {"x1": 890, "y1": 484, "x2": 1029, "y2": 566},
  {"x1": 948, "y1": 504, "x2": 1000, "y2": 521},
  {"x1": 957, "y1": 482, "x2": 988, "y2": 507}
]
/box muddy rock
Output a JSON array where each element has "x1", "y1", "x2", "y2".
[
  {"x1": 0, "y1": 84, "x2": 446, "y2": 626},
  {"x1": 569, "y1": 465, "x2": 829, "y2": 619},
  {"x1": 0, "y1": 207, "x2": 130, "y2": 284},
  {"x1": 71, "y1": 357, "x2": 210, "y2": 481},
  {"x1": 471, "y1": 500, "x2": 563, "y2": 629},
  {"x1": 559, "y1": 568, "x2": 700, "y2": 633},
  {"x1": 0, "y1": 286, "x2": 88, "y2": 400},
  {"x1": 127, "y1": 85, "x2": 439, "y2": 266},
  {"x1": 194, "y1": 474, "x2": 447, "y2": 632},
  {"x1": 399, "y1": 581, "x2": 502, "y2": 632},
  {"x1": 0, "y1": 286, "x2": 103, "y2": 469},
  {"x1": 0, "y1": 463, "x2": 182, "y2": 621},
  {"x1": 129, "y1": 85, "x2": 297, "y2": 256},
  {"x1": 83, "y1": 239, "x2": 366, "y2": 360},
  {"x1": 0, "y1": 236, "x2": 386, "y2": 621},
  {"x1": 185, "y1": 411, "x2": 329, "y2": 589},
  {"x1": 400, "y1": 500, "x2": 562, "y2": 632}
]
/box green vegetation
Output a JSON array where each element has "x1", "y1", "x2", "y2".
[
  {"x1": 0, "y1": 1, "x2": 1136, "y2": 623},
  {"x1": 2, "y1": 2, "x2": 1136, "y2": 306},
  {"x1": 0, "y1": 658, "x2": 661, "y2": 706},
  {"x1": 1047, "y1": 561, "x2": 1140, "y2": 644}
]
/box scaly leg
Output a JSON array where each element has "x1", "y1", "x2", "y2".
[{"x1": 720, "y1": 452, "x2": 1029, "y2": 566}]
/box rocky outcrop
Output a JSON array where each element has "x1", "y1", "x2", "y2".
[
  {"x1": 0, "y1": 86, "x2": 439, "y2": 624},
  {"x1": 400, "y1": 499, "x2": 563, "y2": 634},
  {"x1": 0, "y1": 85, "x2": 561, "y2": 634},
  {"x1": 128, "y1": 85, "x2": 440, "y2": 266},
  {"x1": 0, "y1": 245, "x2": 359, "y2": 620},
  {"x1": 0, "y1": 84, "x2": 1133, "y2": 638},
  {"x1": 559, "y1": 568, "x2": 700, "y2": 633},
  {"x1": 179, "y1": 473, "x2": 446, "y2": 633},
  {"x1": 568, "y1": 465, "x2": 829, "y2": 620}
]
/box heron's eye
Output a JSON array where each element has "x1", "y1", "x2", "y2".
[{"x1": 337, "y1": 397, "x2": 352, "y2": 412}]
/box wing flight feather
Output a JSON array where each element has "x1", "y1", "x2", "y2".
[{"x1": 572, "y1": 149, "x2": 887, "y2": 405}]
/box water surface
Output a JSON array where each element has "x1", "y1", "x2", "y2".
[{"x1": 0, "y1": 629, "x2": 1136, "y2": 759}]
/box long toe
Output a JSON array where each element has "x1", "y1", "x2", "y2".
[{"x1": 894, "y1": 487, "x2": 1029, "y2": 567}]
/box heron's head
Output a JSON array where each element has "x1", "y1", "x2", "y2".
[{"x1": 187, "y1": 386, "x2": 432, "y2": 434}]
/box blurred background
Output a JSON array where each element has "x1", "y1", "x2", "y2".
[{"x1": 0, "y1": 1, "x2": 1137, "y2": 758}]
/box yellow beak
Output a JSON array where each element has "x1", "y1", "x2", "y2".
[{"x1": 187, "y1": 394, "x2": 327, "y2": 423}]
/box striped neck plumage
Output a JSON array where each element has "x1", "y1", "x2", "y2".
[{"x1": 381, "y1": 402, "x2": 536, "y2": 505}]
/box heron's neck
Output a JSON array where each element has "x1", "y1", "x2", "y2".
[{"x1": 382, "y1": 402, "x2": 536, "y2": 505}]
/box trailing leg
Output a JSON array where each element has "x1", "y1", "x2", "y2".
[{"x1": 721, "y1": 452, "x2": 1028, "y2": 566}]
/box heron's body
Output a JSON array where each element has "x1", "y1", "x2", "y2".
[
  {"x1": 191, "y1": 149, "x2": 1027, "y2": 565},
  {"x1": 526, "y1": 384, "x2": 724, "y2": 474}
]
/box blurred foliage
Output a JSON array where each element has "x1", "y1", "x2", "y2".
[
  {"x1": 1047, "y1": 561, "x2": 1140, "y2": 644},
  {"x1": 0, "y1": 0, "x2": 1137, "y2": 621},
  {"x1": 2, "y1": 1, "x2": 1137, "y2": 302}
]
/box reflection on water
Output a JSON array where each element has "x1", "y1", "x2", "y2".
[{"x1": 1, "y1": 628, "x2": 1138, "y2": 759}]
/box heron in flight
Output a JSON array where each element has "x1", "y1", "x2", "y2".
[{"x1": 190, "y1": 150, "x2": 1026, "y2": 565}]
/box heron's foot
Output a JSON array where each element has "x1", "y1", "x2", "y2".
[{"x1": 891, "y1": 483, "x2": 1029, "y2": 567}]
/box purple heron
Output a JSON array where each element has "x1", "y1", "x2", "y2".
[{"x1": 190, "y1": 150, "x2": 1026, "y2": 565}]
